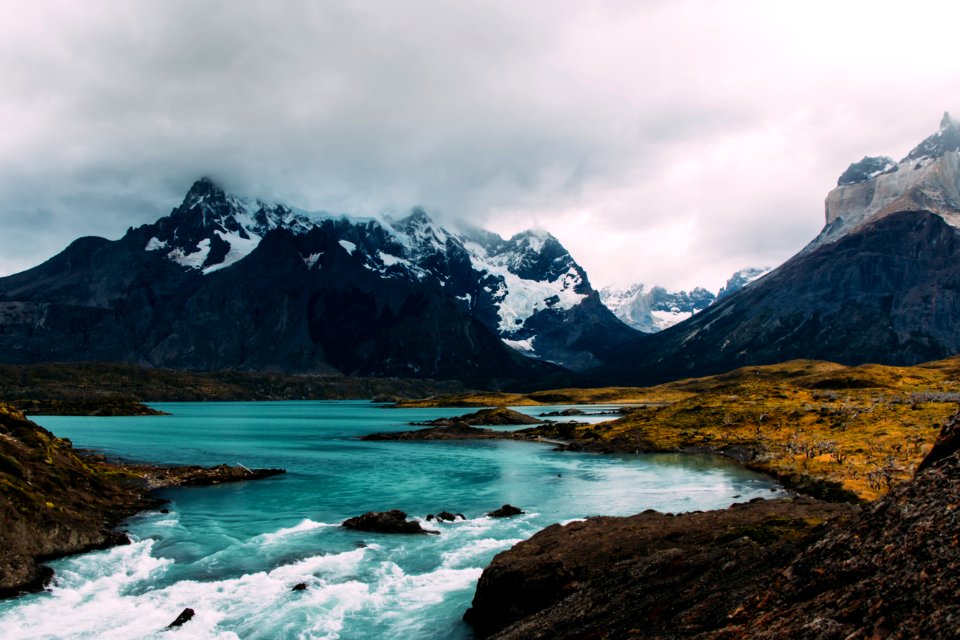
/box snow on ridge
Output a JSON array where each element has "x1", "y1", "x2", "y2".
[
  {"x1": 463, "y1": 240, "x2": 586, "y2": 334},
  {"x1": 339, "y1": 240, "x2": 357, "y2": 255}
]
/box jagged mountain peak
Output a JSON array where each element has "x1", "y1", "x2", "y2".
[
  {"x1": 107, "y1": 179, "x2": 634, "y2": 369},
  {"x1": 600, "y1": 267, "x2": 770, "y2": 334},
  {"x1": 815, "y1": 112, "x2": 960, "y2": 250},
  {"x1": 903, "y1": 111, "x2": 960, "y2": 163}
]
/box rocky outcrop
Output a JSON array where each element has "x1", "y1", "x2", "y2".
[
  {"x1": 706, "y1": 422, "x2": 960, "y2": 639},
  {"x1": 341, "y1": 510, "x2": 436, "y2": 535},
  {"x1": 486, "y1": 504, "x2": 524, "y2": 518},
  {"x1": 362, "y1": 408, "x2": 547, "y2": 441},
  {"x1": 465, "y1": 498, "x2": 855, "y2": 639},
  {"x1": 361, "y1": 423, "x2": 509, "y2": 441},
  {"x1": 0, "y1": 403, "x2": 285, "y2": 598},
  {"x1": 411, "y1": 407, "x2": 543, "y2": 427},
  {"x1": 10, "y1": 398, "x2": 168, "y2": 416}
]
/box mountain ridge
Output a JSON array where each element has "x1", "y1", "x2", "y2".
[
  {"x1": 591, "y1": 113, "x2": 960, "y2": 385},
  {"x1": 0, "y1": 178, "x2": 636, "y2": 379}
]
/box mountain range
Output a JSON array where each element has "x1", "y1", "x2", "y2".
[
  {"x1": 2, "y1": 114, "x2": 959, "y2": 387},
  {"x1": 591, "y1": 112, "x2": 960, "y2": 385},
  {"x1": 599, "y1": 267, "x2": 769, "y2": 333},
  {"x1": 0, "y1": 179, "x2": 635, "y2": 382}
]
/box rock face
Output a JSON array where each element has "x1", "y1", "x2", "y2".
[
  {"x1": 464, "y1": 498, "x2": 855, "y2": 639},
  {"x1": 0, "y1": 178, "x2": 637, "y2": 376},
  {"x1": 593, "y1": 114, "x2": 960, "y2": 385},
  {"x1": 707, "y1": 423, "x2": 960, "y2": 639},
  {"x1": 819, "y1": 112, "x2": 960, "y2": 247},
  {"x1": 341, "y1": 510, "x2": 435, "y2": 535}
]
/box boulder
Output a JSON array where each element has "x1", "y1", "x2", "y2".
[
  {"x1": 486, "y1": 504, "x2": 524, "y2": 518},
  {"x1": 166, "y1": 608, "x2": 195, "y2": 629},
  {"x1": 342, "y1": 510, "x2": 437, "y2": 535}
]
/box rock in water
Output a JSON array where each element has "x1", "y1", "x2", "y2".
[
  {"x1": 291, "y1": 583, "x2": 308, "y2": 592},
  {"x1": 342, "y1": 510, "x2": 436, "y2": 535},
  {"x1": 486, "y1": 504, "x2": 524, "y2": 518},
  {"x1": 166, "y1": 608, "x2": 195, "y2": 628}
]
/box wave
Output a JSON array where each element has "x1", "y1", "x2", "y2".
[{"x1": 258, "y1": 519, "x2": 338, "y2": 545}]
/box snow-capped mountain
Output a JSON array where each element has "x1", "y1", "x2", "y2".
[
  {"x1": 599, "y1": 267, "x2": 770, "y2": 333},
  {"x1": 592, "y1": 113, "x2": 960, "y2": 386},
  {"x1": 0, "y1": 178, "x2": 636, "y2": 377}
]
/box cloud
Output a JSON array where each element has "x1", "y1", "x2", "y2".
[{"x1": 1, "y1": 0, "x2": 959, "y2": 291}]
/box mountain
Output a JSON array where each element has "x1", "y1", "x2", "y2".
[
  {"x1": 0, "y1": 179, "x2": 636, "y2": 380},
  {"x1": 599, "y1": 268, "x2": 769, "y2": 333},
  {"x1": 591, "y1": 113, "x2": 960, "y2": 385}
]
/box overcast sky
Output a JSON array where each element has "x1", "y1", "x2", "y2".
[{"x1": 1, "y1": 1, "x2": 959, "y2": 291}]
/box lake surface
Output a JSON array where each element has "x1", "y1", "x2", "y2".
[{"x1": 0, "y1": 401, "x2": 785, "y2": 639}]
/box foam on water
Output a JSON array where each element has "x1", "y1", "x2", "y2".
[{"x1": 259, "y1": 519, "x2": 338, "y2": 545}]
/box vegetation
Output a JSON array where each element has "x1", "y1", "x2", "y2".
[{"x1": 405, "y1": 357, "x2": 960, "y2": 501}]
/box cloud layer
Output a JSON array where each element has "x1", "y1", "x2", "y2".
[{"x1": 1, "y1": 0, "x2": 959, "y2": 290}]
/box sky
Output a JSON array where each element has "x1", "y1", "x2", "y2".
[{"x1": 1, "y1": 1, "x2": 959, "y2": 292}]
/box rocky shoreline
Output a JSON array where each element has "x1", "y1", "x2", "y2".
[
  {"x1": 464, "y1": 413, "x2": 960, "y2": 639},
  {"x1": 0, "y1": 403, "x2": 284, "y2": 598}
]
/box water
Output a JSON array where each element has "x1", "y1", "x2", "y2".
[{"x1": 0, "y1": 401, "x2": 784, "y2": 639}]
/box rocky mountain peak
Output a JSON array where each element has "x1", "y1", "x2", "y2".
[
  {"x1": 836, "y1": 156, "x2": 897, "y2": 186},
  {"x1": 903, "y1": 111, "x2": 960, "y2": 163},
  {"x1": 815, "y1": 112, "x2": 960, "y2": 249}
]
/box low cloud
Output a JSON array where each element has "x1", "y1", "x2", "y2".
[{"x1": 1, "y1": 0, "x2": 959, "y2": 290}]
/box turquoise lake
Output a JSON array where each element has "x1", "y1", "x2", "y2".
[{"x1": 0, "y1": 401, "x2": 785, "y2": 639}]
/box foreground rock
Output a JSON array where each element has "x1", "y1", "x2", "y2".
[
  {"x1": 707, "y1": 416, "x2": 960, "y2": 639},
  {"x1": 342, "y1": 510, "x2": 436, "y2": 535},
  {"x1": 411, "y1": 407, "x2": 543, "y2": 427},
  {"x1": 0, "y1": 403, "x2": 285, "y2": 598},
  {"x1": 464, "y1": 497, "x2": 856, "y2": 639}
]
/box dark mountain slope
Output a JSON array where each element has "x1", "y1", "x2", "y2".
[
  {"x1": 589, "y1": 115, "x2": 960, "y2": 386},
  {"x1": 591, "y1": 210, "x2": 960, "y2": 385}
]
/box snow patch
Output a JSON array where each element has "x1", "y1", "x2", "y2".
[
  {"x1": 302, "y1": 252, "x2": 323, "y2": 270},
  {"x1": 651, "y1": 309, "x2": 692, "y2": 330},
  {"x1": 167, "y1": 238, "x2": 211, "y2": 269},
  {"x1": 462, "y1": 240, "x2": 586, "y2": 334},
  {"x1": 339, "y1": 240, "x2": 357, "y2": 255},
  {"x1": 144, "y1": 237, "x2": 168, "y2": 251},
  {"x1": 202, "y1": 230, "x2": 261, "y2": 274},
  {"x1": 502, "y1": 337, "x2": 536, "y2": 353}
]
